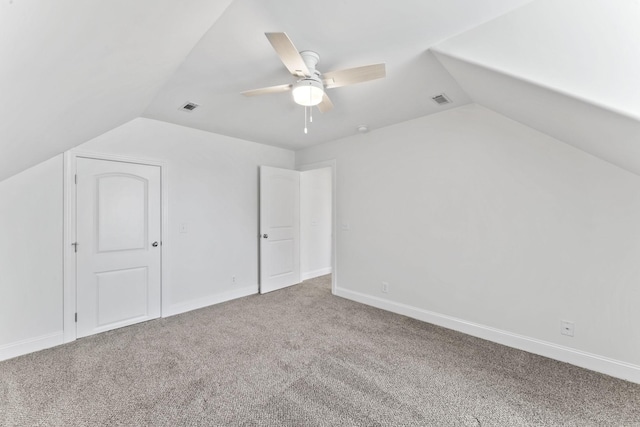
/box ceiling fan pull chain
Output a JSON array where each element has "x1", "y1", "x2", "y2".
[{"x1": 304, "y1": 105, "x2": 308, "y2": 134}]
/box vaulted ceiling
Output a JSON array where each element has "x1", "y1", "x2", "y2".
[
  {"x1": 2, "y1": 0, "x2": 639, "y2": 182},
  {"x1": 0, "y1": 0, "x2": 234, "y2": 181},
  {"x1": 432, "y1": 0, "x2": 640, "y2": 176}
]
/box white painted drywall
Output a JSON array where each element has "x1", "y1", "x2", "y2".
[
  {"x1": 0, "y1": 118, "x2": 294, "y2": 361},
  {"x1": 0, "y1": 0, "x2": 233, "y2": 182},
  {"x1": 434, "y1": 0, "x2": 640, "y2": 120},
  {"x1": 0, "y1": 155, "x2": 64, "y2": 359},
  {"x1": 295, "y1": 104, "x2": 640, "y2": 378},
  {"x1": 432, "y1": 52, "x2": 640, "y2": 177},
  {"x1": 300, "y1": 168, "x2": 332, "y2": 280},
  {"x1": 77, "y1": 118, "x2": 294, "y2": 315},
  {"x1": 431, "y1": 0, "x2": 640, "y2": 178}
]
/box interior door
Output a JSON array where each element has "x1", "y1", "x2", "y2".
[
  {"x1": 76, "y1": 157, "x2": 161, "y2": 338},
  {"x1": 260, "y1": 166, "x2": 300, "y2": 293}
]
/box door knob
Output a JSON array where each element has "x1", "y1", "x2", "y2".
[
  {"x1": 152, "y1": 241, "x2": 159, "y2": 247},
  {"x1": 262, "y1": 234, "x2": 268, "y2": 239}
]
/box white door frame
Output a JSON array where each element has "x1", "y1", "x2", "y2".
[
  {"x1": 297, "y1": 159, "x2": 337, "y2": 295},
  {"x1": 63, "y1": 150, "x2": 169, "y2": 343}
]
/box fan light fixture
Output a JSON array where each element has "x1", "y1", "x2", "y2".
[
  {"x1": 292, "y1": 78, "x2": 324, "y2": 106},
  {"x1": 241, "y1": 33, "x2": 386, "y2": 134}
]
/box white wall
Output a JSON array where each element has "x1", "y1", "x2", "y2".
[
  {"x1": 4, "y1": 105, "x2": 640, "y2": 384},
  {"x1": 296, "y1": 104, "x2": 640, "y2": 382},
  {"x1": 431, "y1": 0, "x2": 640, "y2": 178},
  {"x1": 77, "y1": 118, "x2": 294, "y2": 315},
  {"x1": 434, "y1": 0, "x2": 640, "y2": 120},
  {"x1": 300, "y1": 167, "x2": 332, "y2": 280},
  {"x1": 0, "y1": 118, "x2": 294, "y2": 361},
  {"x1": 0, "y1": 155, "x2": 64, "y2": 359}
]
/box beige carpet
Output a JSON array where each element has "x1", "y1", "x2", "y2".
[{"x1": 1, "y1": 275, "x2": 639, "y2": 426}]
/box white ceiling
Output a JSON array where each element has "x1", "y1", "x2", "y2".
[
  {"x1": 2, "y1": 0, "x2": 639, "y2": 182},
  {"x1": 432, "y1": 0, "x2": 640, "y2": 176},
  {"x1": 0, "y1": 0, "x2": 233, "y2": 182},
  {"x1": 142, "y1": 0, "x2": 532, "y2": 150},
  {"x1": 433, "y1": 53, "x2": 640, "y2": 176},
  {"x1": 434, "y1": 0, "x2": 640, "y2": 120}
]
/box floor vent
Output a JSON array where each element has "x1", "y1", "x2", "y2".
[
  {"x1": 180, "y1": 102, "x2": 199, "y2": 112},
  {"x1": 432, "y1": 94, "x2": 451, "y2": 106}
]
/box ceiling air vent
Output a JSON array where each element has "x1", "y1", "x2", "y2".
[
  {"x1": 431, "y1": 93, "x2": 451, "y2": 106},
  {"x1": 179, "y1": 102, "x2": 199, "y2": 112}
]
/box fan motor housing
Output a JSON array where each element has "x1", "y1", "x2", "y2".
[{"x1": 299, "y1": 50, "x2": 320, "y2": 73}]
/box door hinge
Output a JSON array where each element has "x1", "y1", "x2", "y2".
[
  {"x1": 75, "y1": 313, "x2": 77, "y2": 322},
  {"x1": 74, "y1": 174, "x2": 77, "y2": 184},
  {"x1": 72, "y1": 242, "x2": 78, "y2": 253}
]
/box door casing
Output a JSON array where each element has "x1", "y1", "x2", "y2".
[{"x1": 63, "y1": 150, "x2": 169, "y2": 343}]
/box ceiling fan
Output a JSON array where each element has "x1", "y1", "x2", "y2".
[{"x1": 242, "y1": 32, "x2": 386, "y2": 120}]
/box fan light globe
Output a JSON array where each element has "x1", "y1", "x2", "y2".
[{"x1": 292, "y1": 78, "x2": 324, "y2": 106}]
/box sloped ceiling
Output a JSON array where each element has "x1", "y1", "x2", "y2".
[
  {"x1": 0, "y1": 0, "x2": 532, "y2": 182},
  {"x1": 141, "y1": 0, "x2": 531, "y2": 150},
  {"x1": 2, "y1": 0, "x2": 639, "y2": 182},
  {"x1": 432, "y1": 0, "x2": 640, "y2": 176},
  {"x1": 431, "y1": 55, "x2": 640, "y2": 176},
  {"x1": 0, "y1": 0, "x2": 233, "y2": 182}
]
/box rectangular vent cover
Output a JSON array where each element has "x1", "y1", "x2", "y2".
[
  {"x1": 180, "y1": 102, "x2": 199, "y2": 112},
  {"x1": 432, "y1": 94, "x2": 451, "y2": 105}
]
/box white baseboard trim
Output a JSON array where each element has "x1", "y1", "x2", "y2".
[
  {"x1": 335, "y1": 287, "x2": 640, "y2": 384},
  {"x1": 0, "y1": 331, "x2": 64, "y2": 362},
  {"x1": 165, "y1": 285, "x2": 258, "y2": 317},
  {"x1": 301, "y1": 267, "x2": 333, "y2": 281}
]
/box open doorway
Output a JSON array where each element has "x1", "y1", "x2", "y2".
[
  {"x1": 298, "y1": 160, "x2": 335, "y2": 294},
  {"x1": 300, "y1": 167, "x2": 332, "y2": 281}
]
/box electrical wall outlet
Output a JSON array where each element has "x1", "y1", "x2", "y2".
[
  {"x1": 381, "y1": 282, "x2": 389, "y2": 293},
  {"x1": 561, "y1": 320, "x2": 575, "y2": 337}
]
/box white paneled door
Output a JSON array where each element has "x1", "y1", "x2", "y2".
[
  {"x1": 260, "y1": 166, "x2": 300, "y2": 294},
  {"x1": 76, "y1": 158, "x2": 161, "y2": 338}
]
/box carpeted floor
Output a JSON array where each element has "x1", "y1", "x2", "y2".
[{"x1": 1, "y1": 275, "x2": 639, "y2": 426}]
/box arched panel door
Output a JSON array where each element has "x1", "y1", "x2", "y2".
[{"x1": 76, "y1": 157, "x2": 161, "y2": 338}]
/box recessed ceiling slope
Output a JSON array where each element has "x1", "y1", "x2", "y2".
[
  {"x1": 142, "y1": 0, "x2": 533, "y2": 150},
  {"x1": 0, "y1": 0, "x2": 233, "y2": 182},
  {"x1": 432, "y1": 0, "x2": 640, "y2": 119},
  {"x1": 431, "y1": 0, "x2": 640, "y2": 175},
  {"x1": 433, "y1": 54, "x2": 640, "y2": 176}
]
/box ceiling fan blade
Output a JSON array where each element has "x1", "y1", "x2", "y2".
[
  {"x1": 323, "y1": 63, "x2": 386, "y2": 89},
  {"x1": 241, "y1": 83, "x2": 292, "y2": 97},
  {"x1": 265, "y1": 32, "x2": 310, "y2": 77},
  {"x1": 317, "y1": 93, "x2": 334, "y2": 113}
]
